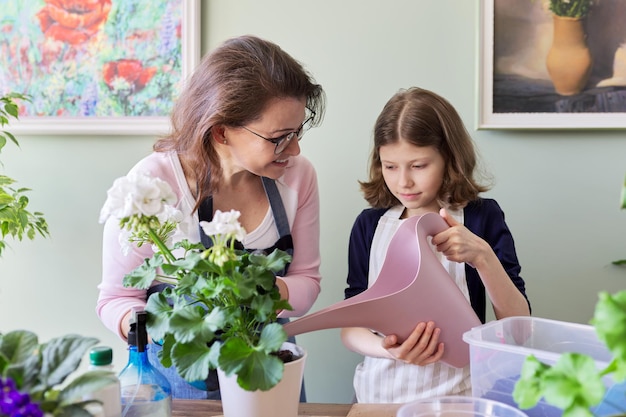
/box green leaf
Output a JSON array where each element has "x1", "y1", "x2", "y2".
[
  {"x1": 592, "y1": 291, "x2": 626, "y2": 362},
  {"x1": 171, "y1": 340, "x2": 213, "y2": 382},
  {"x1": 249, "y1": 249, "x2": 292, "y2": 275},
  {"x1": 0, "y1": 330, "x2": 40, "y2": 389},
  {"x1": 219, "y1": 337, "x2": 285, "y2": 391},
  {"x1": 57, "y1": 370, "x2": 119, "y2": 405},
  {"x1": 123, "y1": 255, "x2": 162, "y2": 289},
  {"x1": 168, "y1": 305, "x2": 224, "y2": 343},
  {"x1": 591, "y1": 291, "x2": 626, "y2": 380},
  {"x1": 542, "y1": 354, "x2": 604, "y2": 414},
  {"x1": 258, "y1": 323, "x2": 287, "y2": 354},
  {"x1": 145, "y1": 293, "x2": 173, "y2": 342},
  {"x1": 514, "y1": 355, "x2": 549, "y2": 408},
  {"x1": 38, "y1": 334, "x2": 99, "y2": 389},
  {"x1": 218, "y1": 337, "x2": 254, "y2": 375}
]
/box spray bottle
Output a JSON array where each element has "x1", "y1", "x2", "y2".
[{"x1": 118, "y1": 309, "x2": 172, "y2": 417}]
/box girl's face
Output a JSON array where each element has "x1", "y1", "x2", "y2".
[
  {"x1": 379, "y1": 140, "x2": 445, "y2": 217},
  {"x1": 222, "y1": 96, "x2": 307, "y2": 179}
]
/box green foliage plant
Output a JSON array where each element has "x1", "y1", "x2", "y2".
[
  {"x1": 0, "y1": 331, "x2": 119, "y2": 417},
  {"x1": 1, "y1": 92, "x2": 113, "y2": 416},
  {"x1": 547, "y1": 0, "x2": 592, "y2": 18},
  {"x1": 99, "y1": 172, "x2": 294, "y2": 392},
  {"x1": 0, "y1": 93, "x2": 49, "y2": 256},
  {"x1": 513, "y1": 290, "x2": 626, "y2": 417}
]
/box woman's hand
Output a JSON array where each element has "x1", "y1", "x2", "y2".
[{"x1": 382, "y1": 321, "x2": 444, "y2": 366}]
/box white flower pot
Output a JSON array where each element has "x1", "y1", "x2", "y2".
[{"x1": 217, "y1": 342, "x2": 307, "y2": 417}]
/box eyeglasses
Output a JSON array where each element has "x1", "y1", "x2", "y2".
[{"x1": 240, "y1": 110, "x2": 316, "y2": 155}]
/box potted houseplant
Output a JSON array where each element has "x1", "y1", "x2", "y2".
[
  {"x1": 99, "y1": 172, "x2": 307, "y2": 417},
  {"x1": 513, "y1": 177, "x2": 626, "y2": 417},
  {"x1": 1, "y1": 92, "x2": 118, "y2": 417}
]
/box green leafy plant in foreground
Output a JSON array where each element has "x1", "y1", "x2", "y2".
[
  {"x1": 513, "y1": 290, "x2": 626, "y2": 417},
  {"x1": 0, "y1": 330, "x2": 119, "y2": 417},
  {"x1": 0, "y1": 92, "x2": 49, "y2": 256},
  {"x1": 1, "y1": 95, "x2": 112, "y2": 416}
]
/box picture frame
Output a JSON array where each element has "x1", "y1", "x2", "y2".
[
  {"x1": 1, "y1": 0, "x2": 200, "y2": 136},
  {"x1": 478, "y1": 0, "x2": 626, "y2": 130}
]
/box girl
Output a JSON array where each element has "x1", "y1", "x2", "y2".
[{"x1": 341, "y1": 87, "x2": 530, "y2": 403}]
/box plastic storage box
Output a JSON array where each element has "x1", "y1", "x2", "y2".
[{"x1": 462, "y1": 316, "x2": 613, "y2": 417}]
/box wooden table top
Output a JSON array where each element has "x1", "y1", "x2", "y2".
[{"x1": 172, "y1": 399, "x2": 402, "y2": 417}]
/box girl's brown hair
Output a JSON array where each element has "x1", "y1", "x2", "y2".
[
  {"x1": 360, "y1": 87, "x2": 490, "y2": 210},
  {"x1": 154, "y1": 35, "x2": 325, "y2": 210}
]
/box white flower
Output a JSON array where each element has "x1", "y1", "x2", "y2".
[
  {"x1": 200, "y1": 209, "x2": 247, "y2": 242},
  {"x1": 99, "y1": 171, "x2": 179, "y2": 223},
  {"x1": 118, "y1": 229, "x2": 133, "y2": 256}
]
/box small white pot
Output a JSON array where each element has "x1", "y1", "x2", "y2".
[{"x1": 218, "y1": 342, "x2": 307, "y2": 417}]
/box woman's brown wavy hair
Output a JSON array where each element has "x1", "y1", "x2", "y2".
[
  {"x1": 360, "y1": 87, "x2": 490, "y2": 210},
  {"x1": 154, "y1": 35, "x2": 325, "y2": 210}
]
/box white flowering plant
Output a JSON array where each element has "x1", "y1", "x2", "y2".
[{"x1": 99, "y1": 172, "x2": 293, "y2": 392}]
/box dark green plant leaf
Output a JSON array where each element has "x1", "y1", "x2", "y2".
[
  {"x1": 171, "y1": 340, "x2": 213, "y2": 382},
  {"x1": 0, "y1": 330, "x2": 39, "y2": 372},
  {"x1": 168, "y1": 305, "x2": 224, "y2": 343},
  {"x1": 57, "y1": 370, "x2": 119, "y2": 405},
  {"x1": 234, "y1": 348, "x2": 283, "y2": 392},
  {"x1": 145, "y1": 292, "x2": 174, "y2": 342},
  {"x1": 123, "y1": 255, "x2": 162, "y2": 288},
  {"x1": 257, "y1": 323, "x2": 287, "y2": 354},
  {"x1": 38, "y1": 334, "x2": 99, "y2": 389}
]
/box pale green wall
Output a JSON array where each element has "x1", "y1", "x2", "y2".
[{"x1": 1, "y1": 0, "x2": 625, "y2": 404}]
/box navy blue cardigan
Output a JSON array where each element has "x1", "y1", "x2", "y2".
[{"x1": 345, "y1": 198, "x2": 530, "y2": 323}]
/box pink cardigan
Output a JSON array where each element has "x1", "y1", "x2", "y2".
[{"x1": 96, "y1": 151, "x2": 322, "y2": 340}]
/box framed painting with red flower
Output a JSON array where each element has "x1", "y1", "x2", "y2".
[{"x1": 0, "y1": 0, "x2": 200, "y2": 135}]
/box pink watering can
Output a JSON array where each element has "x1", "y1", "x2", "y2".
[{"x1": 283, "y1": 212, "x2": 481, "y2": 368}]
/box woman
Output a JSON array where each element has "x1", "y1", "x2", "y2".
[{"x1": 97, "y1": 34, "x2": 326, "y2": 399}]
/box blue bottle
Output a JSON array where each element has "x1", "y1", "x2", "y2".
[{"x1": 118, "y1": 310, "x2": 172, "y2": 417}]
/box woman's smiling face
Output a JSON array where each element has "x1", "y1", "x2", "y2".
[{"x1": 222, "y1": 96, "x2": 307, "y2": 179}]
